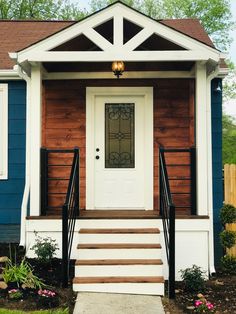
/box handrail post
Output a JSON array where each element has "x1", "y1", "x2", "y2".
[
  {"x1": 159, "y1": 147, "x2": 163, "y2": 216},
  {"x1": 40, "y1": 148, "x2": 48, "y2": 216},
  {"x1": 169, "y1": 204, "x2": 175, "y2": 299},
  {"x1": 62, "y1": 204, "x2": 69, "y2": 288},
  {"x1": 75, "y1": 147, "x2": 79, "y2": 217},
  {"x1": 190, "y1": 147, "x2": 197, "y2": 215}
]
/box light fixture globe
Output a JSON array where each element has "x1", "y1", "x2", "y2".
[{"x1": 112, "y1": 61, "x2": 125, "y2": 78}]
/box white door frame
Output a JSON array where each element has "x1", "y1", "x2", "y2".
[{"x1": 86, "y1": 87, "x2": 153, "y2": 210}]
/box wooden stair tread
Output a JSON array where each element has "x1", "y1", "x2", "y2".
[
  {"x1": 73, "y1": 276, "x2": 165, "y2": 284},
  {"x1": 79, "y1": 228, "x2": 160, "y2": 234},
  {"x1": 75, "y1": 259, "x2": 163, "y2": 265},
  {"x1": 77, "y1": 243, "x2": 161, "y2": 249}
]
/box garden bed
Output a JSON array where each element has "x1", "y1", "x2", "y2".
[
  {"x1": 163, "y1": 273, "x2": 236, "y2": 313},
  {"x1": 0, "y1": 244, "x2": 76, "y2": 314}
]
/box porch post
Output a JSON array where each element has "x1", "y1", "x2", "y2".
[
  {"x1": 195, "y1": 62, "x2": 208, "y2": 215},
  {"x1": 30, "y1": 64, "x2": 42, "y2": 216}
]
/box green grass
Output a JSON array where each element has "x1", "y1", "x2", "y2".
[{"x1": 0, "y1": 308, "x2": 68, "y2": 314}]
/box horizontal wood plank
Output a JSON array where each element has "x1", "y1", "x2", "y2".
[{"x1": 73, "y1": 276, "x2": 165, "y2": 284}]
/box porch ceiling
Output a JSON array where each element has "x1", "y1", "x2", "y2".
[{"x1": 43, "y1": 61, "x2": 194, "y2": 73}]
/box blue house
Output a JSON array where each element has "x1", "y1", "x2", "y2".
[{"x1": 0, "y1": 2, "x2": 227, "y2": 295}]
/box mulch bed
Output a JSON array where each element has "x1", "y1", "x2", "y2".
[
  {"x1": 0, "y1": 244, "x2": 76, "y2": 313},
  {"x1": 163, "y1": 273, "x2": 236, "y2": 313}
]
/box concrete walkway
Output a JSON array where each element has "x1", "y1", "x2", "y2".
[{"x1": 73, "y1": 292, "x2": 165, "y2": 314}]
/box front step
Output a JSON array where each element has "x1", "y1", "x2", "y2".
[
  {"x1": 73, "y1": 228, "x2": 165, "y2": 295},
  {"x1": 75, "y1": 259, "x2": 163, "y2": 277},
  {"x1": 73, "y1": 276, "x2": 165, "y2": 295}
]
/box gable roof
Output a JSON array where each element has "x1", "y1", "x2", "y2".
[{"x1": 0, "y1": 6, "x2": 215, "y2": 70}]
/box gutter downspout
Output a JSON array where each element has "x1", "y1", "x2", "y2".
[
  {"x1": 206, "y1": 65, "x2": 219, "y2": 275},
  {"x1": 17, "y1": 65, "x2": 31, "y2": 247}
]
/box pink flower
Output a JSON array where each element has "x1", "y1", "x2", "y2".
[
  {"x1": 195, "y1": 300, "x2": 203, "y2": 307},
  {"x1": 8, "y1": 289, "x2": 18, "y2": 294},
  {"x1": 38, "y1": 289, "x2": 56, "y2": 298}
]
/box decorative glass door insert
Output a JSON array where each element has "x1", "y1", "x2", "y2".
[{"x1": 105, "y1": 103, "x2": 135, "y2": 168}]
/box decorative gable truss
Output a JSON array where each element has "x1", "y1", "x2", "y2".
[{"x1": 14, "y1": 3, "x2": 221, "y2": 65}]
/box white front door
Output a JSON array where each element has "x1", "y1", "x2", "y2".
[{"x1": 86, "y1": 87, "x2": 153, "y2": 210}]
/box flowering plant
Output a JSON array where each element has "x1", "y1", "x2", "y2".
[
  {"x1": 38, "y1": 289, "x2": 56, "y2": 298},
  {"x1": 8, "y1": 289, "x2": 23, "y2": 300},
  {"x1": 37, "y1": 289, "x2": 58, "y2": 308},
  {"x1": 194, "y1": 294, "x2": 215, "y2": 313}
]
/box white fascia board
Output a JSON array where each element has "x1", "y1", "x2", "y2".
[
  {"x1": 18, "y1": 50, "x2": 219, "y2": 63},
  {"x1": 16, "y1": 3, "x2": 220, "y2": 64},
  {"x1": 0, "y1": 69, "x2": 21, "y2": 80}
]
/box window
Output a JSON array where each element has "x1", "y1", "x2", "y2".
[
  {"x1": 0, "y1": 84, "x2": 8, "y2": 179},
  {"x1": 105, "y1": 103, "x2": 135, "y2": 168}
]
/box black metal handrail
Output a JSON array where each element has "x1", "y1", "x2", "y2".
[
  {"x1": 62, "y1": 147, "x2": 80, "y2": 287},
  {"x1": 161, "y1": 147, "x2": 196, "y2": 215},
  {"x1": 159, "y1": 147, "x2": 175, "y2": 299},
  {"x1": 41, "y1": 148, "x2": 77, "y2": 215}
]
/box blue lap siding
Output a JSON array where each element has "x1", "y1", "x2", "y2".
[
  {"x1": 0, "y1": 81, "x2": 26, "y2": 227},
  {"x1": 211, "y1": 78, "x2": 223, "y2": 265}
]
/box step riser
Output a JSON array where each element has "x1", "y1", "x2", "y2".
[
  {"x1": 77, "y1": 249, "x2": 162, "y2": 259},
  {"x1": 73, "y1": 283, "x2": 164, "y2": 295},
  {"x1": 78, "y1": 234, "x2": 160, "y2": 243},
  {"x1": 75, "y1": 265, "x2": 163, "y2": 277}
]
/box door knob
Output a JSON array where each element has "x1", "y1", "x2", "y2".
[
  {"x1": 96, "y1": 148, "x2": 100, "y2": 152},
  {"x1": 95, "y1": 155, "x2": 100, "y2": 160}
]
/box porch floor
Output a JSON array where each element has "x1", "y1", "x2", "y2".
[{"x1": 26, "y1": 210, "x2": 209, "y2": 220}]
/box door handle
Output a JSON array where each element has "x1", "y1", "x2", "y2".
[{"x1": 95, "y1": 155, "x2": 100, "y2": 160}]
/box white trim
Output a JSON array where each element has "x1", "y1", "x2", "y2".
[
  {"x1": 17, "y1": 65, "x2": 31, "y2": 247},
  {"x1": 0, "y1": 70, "x2": 21, "y2": 80},
  {"x1": 195, "y1": 62, "x2": 208, "y2": 215},
  {"x1": 44, "y1": 71, "x2": 194, "y2": 80},
  {"x1": 123, "y1": 28, "x2": 153, "y2": 51},
  {"x1": 15, "y1": 3, "x2": 220, "y2": 65},
  {"x1": 30, "y1": 65, "x2": 42, "y2": 216},
  {"x1": 18, "y1": 50, "x2": 219, "y2": 64},
  {"x1": 86, "y1": 87, "x2": 153, "y2": 210},
  {"x1": 114, "y1": 14, "x2": 123, "y2": 47},
  {"x1": 0, "y1": 84, "x2": 8, "y2": 180}
]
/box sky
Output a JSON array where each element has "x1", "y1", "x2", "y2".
[{"x1": 76, "y1": 0, "x2": 236, "y2": 115}]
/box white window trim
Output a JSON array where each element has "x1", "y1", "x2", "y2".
[{"x1": 0, "y1": 84, "x2": 8, "y2": 180}]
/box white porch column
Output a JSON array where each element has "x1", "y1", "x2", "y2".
[
  {"x1": 30, "y1": 64, "x2": 42, "y2": 216},
  {"x1": 196, "y1": 62, "x2": 208, "y2": 215}
]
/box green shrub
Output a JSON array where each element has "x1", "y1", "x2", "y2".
[
  {"x1": 221, "y1": 255, "x2": 236, "y2": 274},
  {"x1": 220, "y1": 230, "x2": 236, "y2": 249},
  {"x1": 3, "y1": 258, "x2": 44, "y2": 289},
  {"x1": 220, "y1": 204, "x2": 236, "y2": 225},
  {"x1": 180, "y1": 265, "x2": 206, "y2": 292},
  {"x1": 31, "y1": 232, "x2": 59, "y2": 264}
]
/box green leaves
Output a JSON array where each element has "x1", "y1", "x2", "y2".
[
  {"x1": 223, "y1": 114, "x2": 236, "y2": 164},
  {"x1": 220, "y1": 230, "x2": 236, "y2": 249},
  {"x1": 0, "y1": 0, "x2": 87, "y2": 20},
  {"x1": 2, "y1": 258, "x2": 44, "y2": 289}
]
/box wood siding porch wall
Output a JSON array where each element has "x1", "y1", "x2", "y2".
[{"x1": 42, "y1": 79, "x2": 195, "y2": 215}]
